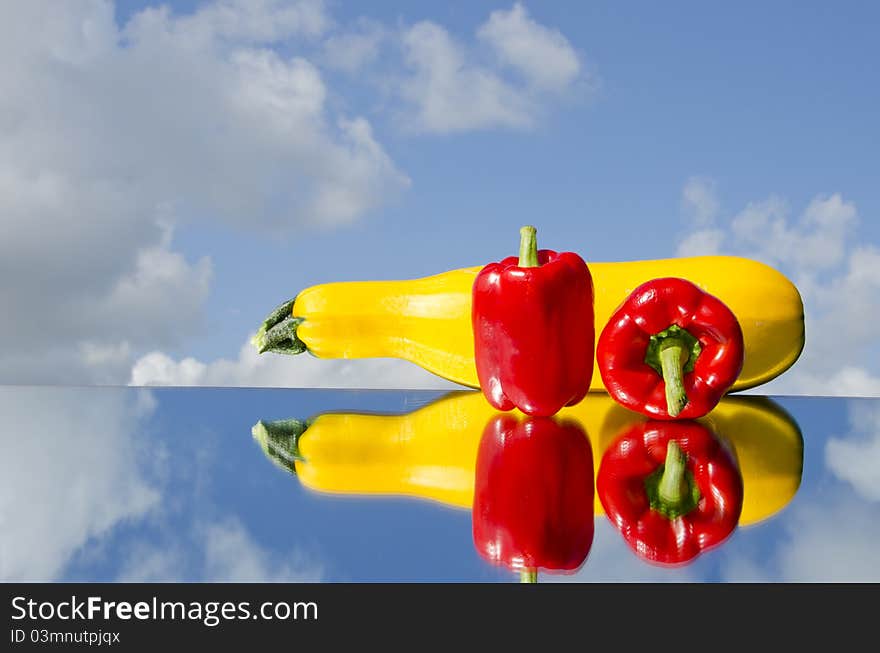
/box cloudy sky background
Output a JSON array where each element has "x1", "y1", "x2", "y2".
[{"x1": 1, "y1": 0, "x2": 878, "y2": 395}]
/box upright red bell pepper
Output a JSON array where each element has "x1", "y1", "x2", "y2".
[
  {"x1": 472, "y1": 226, "x2": 594, "y2": 417},
  {"x1": 597, "y1": 420, "x2": 743, "y2": 566},
  {"x1": 472, "y1": 413, "x2": 595, "y2": 582},
  {"x1": 597, "y1": 277, "x2": 744, "y2": 420}
]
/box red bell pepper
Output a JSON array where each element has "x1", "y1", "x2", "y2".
[
  {"x1": 472, "y1": 226, "x2": 594, "y2": 417},
  {"x1": 472, "y1": 413, "x2": 595, "y2": 582},
  {"x1": 597, "y1": 420, "x2": 743, "y2": 566},
  {"x1": 597, "y1": 277, "x2": 744, "y2": 420}
]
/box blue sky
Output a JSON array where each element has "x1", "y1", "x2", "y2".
[{"x1": 1, "y1": 1, "x2": 878, "y2": 394}]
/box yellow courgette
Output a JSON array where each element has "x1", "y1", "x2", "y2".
[
  {"x1": 252, "y1": 390, "x2": 803, "y2": 526},
  {"x1": 254, "y1": 256, "x2": 804, "y2": 392}
]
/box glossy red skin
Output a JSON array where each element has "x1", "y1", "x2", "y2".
[
  {"x1": 472, "y1": 249, "x2": 594, "y2": 417},
  {"x1": 472, "y1": 415, "x2": 595, "y2": 574},
  {"x1": 597, "y1": 421, "x2": 743, "y2": 566},
  {"x1": 597, "y1": 277, "x2": 744, "y2": 420}
]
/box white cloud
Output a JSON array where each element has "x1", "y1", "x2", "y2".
[
  {"x1": 721, "y1": 436, "x2": 880, "y2": 584},
  {"x1": 721, "y1": 499, "x2": 880, "y2": 582},
  {"x1": 763, "y1": 366, "x2": 880, "y2": 398},
  {"x1": 676, "y1": 180, "x2": 879, "y2": 397},
  {"x1": 681, "y1": 177, "x2": 720, "y2": 226},
  {"x1": 676, "y1": 184, "x2": 860, "y2": 271},
  {"x1": 163, "y1": 0, "x2": 329, "y2": 43},
  {"x1": 116, "y1": 543, "x2": 186, "y2": 583},
  {"x1": 113, "y1": 2, "x2": 409, "y2": 230},
  {"x1": 0, "y1": 0, "x2": 408, "y2": 384},
  {"x1": 117, "y1": 517, "x2": 324, "y2": 582},
  {"x1": 477, "y1": 2, "x2": 580, "y2": 91},
  {"x1": 729, "y1": 194, "x2": 857, "y2": 273},
  {"x1": 321, "y1": 18, "x2": 386, "y2": 73},
  {"x1": 0, "y1": 382, "x2": 323, "y2": 582},
  {"x1": 202, "y1": 518, "x2": 323, "y2": 582},
  {"x1": 88, "y1": 225, "x2": 213, "y2": 346},
  {"x1": 130, "y1": 338, "x2": 459, "y2": 389},
  {"x1": 399, "y1": 20, "x2": 535, "y2": 133},
  {"x1": 676, "y1": 228, "x2": 725, "y2": 257},
  {"x1": 397, "y1": 4, "x2": 584, "y2": 133},
  {"x1": 826, "y1": 400, "x2": 880, "y2": 501},
  {"x1": 772, "y1": 501, "x2": 880, "y2": 581},
  {"x1": 0, "y1": 387, "x2": 160, "y2": 581}
]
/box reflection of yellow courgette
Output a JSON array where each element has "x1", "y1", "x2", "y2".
[
  {"x1": 699, "y1": 397, "x2": 804, "y2": 525},
  {"x1": 254, "y1": 394, "x2": 480, "y2": 508},
  {"x1": 252, "y1": 391, "x2": 803, "y2": 526},
  {"x1": 254, "y1": 256, "x2": 804, "y2": 392}
]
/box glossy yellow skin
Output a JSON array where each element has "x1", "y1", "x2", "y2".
[
  {"x1": 295, "y1": 394, "x2": 479, "y2": 508},
  {"x1": 266, "y1": 390, "x2": 803, "y2": 527},
  {"x1": 293, "y1": 256, "x2": 805, "y2": 392}
]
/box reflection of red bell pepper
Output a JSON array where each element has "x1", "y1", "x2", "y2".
[
  {"x1": 472, "y1": 226, "x2": 594, "y2": 417},
  {"x1": 597, "y1": 277, "x2": 744, "y2": 420},
  {"x1": 473, "y1": 414, "x2": 594, "y2": 582},
  {"x1": 597, "y1": 420, "x2": 743, "y2": 566}
]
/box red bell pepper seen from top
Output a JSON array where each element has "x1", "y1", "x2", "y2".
[
  {"x1": 597, "y1": 277, "x2": 744, "y2": 420},
  {"x1": 597, "y1": 420, "x2": 743, "y2": 566},
  {"x1": 473, "y1": 413, "x2": 595, "y2": 582},
  {"x1": 472, "y1": 226, "x2": 594, "y2": 417}
]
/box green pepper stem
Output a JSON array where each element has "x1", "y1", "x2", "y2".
[
  {"x1": 520, "y1": 568, "x2": 538, "y2": 583},
  {"x1": 658, "y1": 440, "x2": 688, "y2": 506},
  {"x1": 658, "y1": 338, "x2": 689, "y2": 417},
  {"x1": 518, "y1": 225, "x2": 539, "y2": 268}
]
